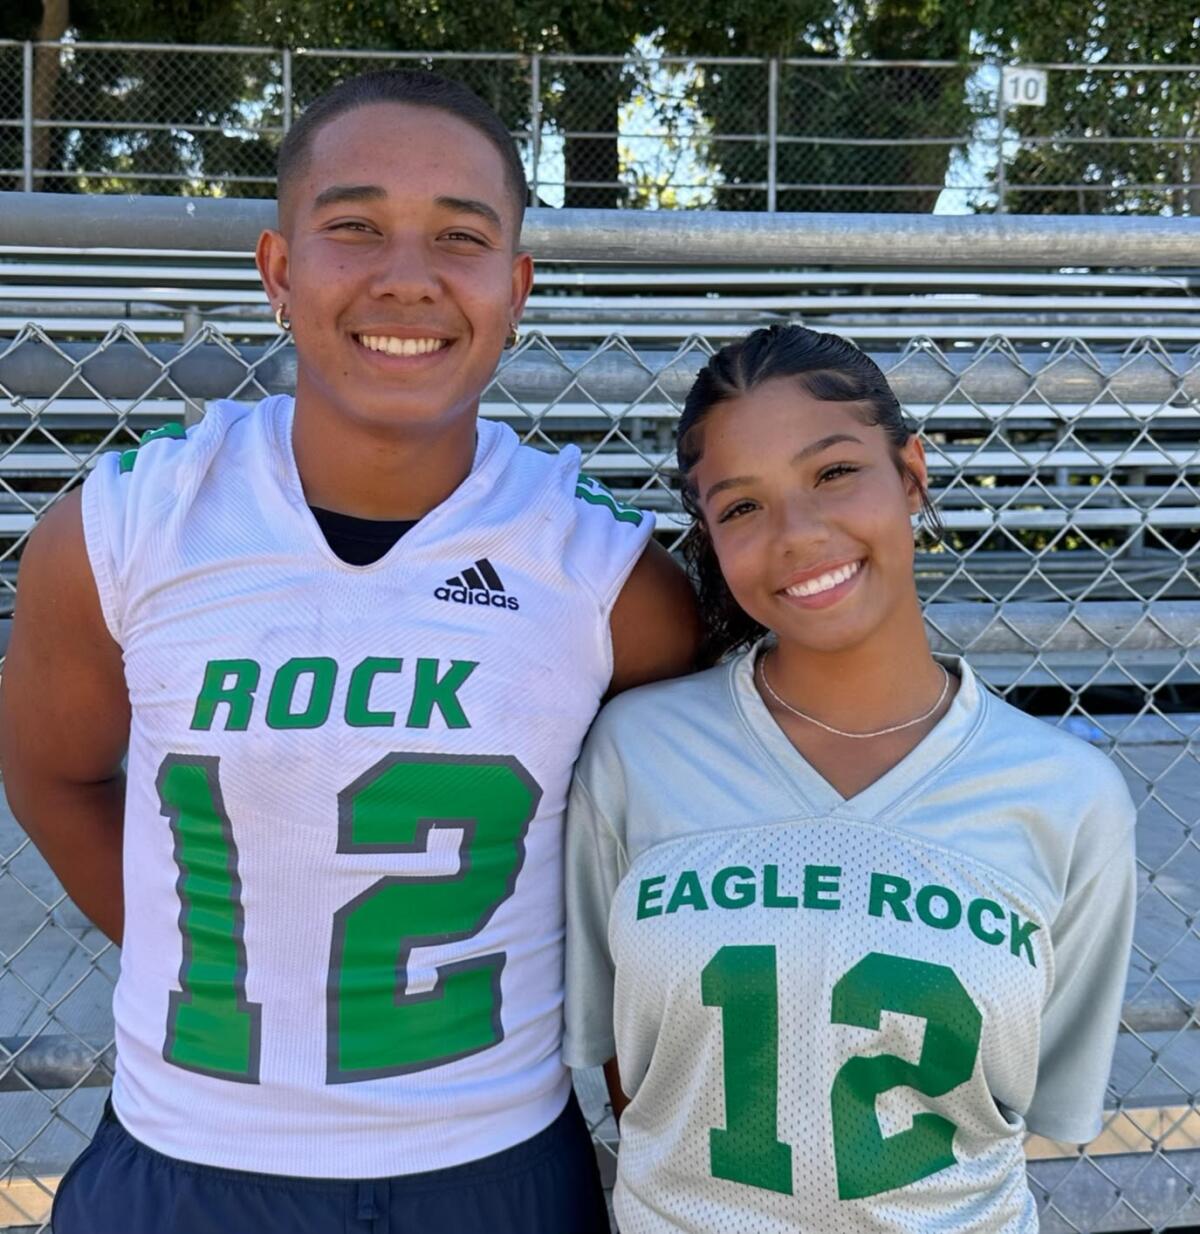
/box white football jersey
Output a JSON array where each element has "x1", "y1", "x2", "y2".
[
  {"x1": 82, "y1": 395, "x2": 653, "y2": 1176},
  {"x1": 564, "y1": 646, "x2": 1136, "y2": 1234}
]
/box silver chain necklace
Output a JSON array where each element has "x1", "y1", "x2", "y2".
[{"x1": 758, "y1": 650, "x2": 951, "y2": 740}]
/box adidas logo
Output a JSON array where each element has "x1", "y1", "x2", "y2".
[{"x1": 434, "y1": 559, "x2": 520, "y2": 611}]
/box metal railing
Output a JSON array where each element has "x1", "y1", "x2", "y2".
[
  {"x1": 0, "y1": 200, "x2": 1198, "y2": 1231},
  {"x1": 6, "y1": 191, "x2": 1200, "y2": 262},
  {"x1": 1, "y1": 41, "x2": 1199, "y2": 214}
]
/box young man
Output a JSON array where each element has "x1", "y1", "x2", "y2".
[{"x1": 0, "y1": 71, "x2": 698, "y2": 1234}]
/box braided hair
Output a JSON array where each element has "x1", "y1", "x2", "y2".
[{"x1": 676, "y1": 324, "x2": 941, "y2": 665}]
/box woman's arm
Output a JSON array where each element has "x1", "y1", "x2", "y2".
[{"x1": 1024, "y1": 778, "x2": 1137, "y2": 1142}]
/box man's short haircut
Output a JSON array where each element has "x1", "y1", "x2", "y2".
[{"x1": 277, "y1": 69, "x2": 529, "y2": 230}]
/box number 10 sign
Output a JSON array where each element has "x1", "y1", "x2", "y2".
[{"x1": 1001, "y1": 66, "x2": 1048, "y2": 108}]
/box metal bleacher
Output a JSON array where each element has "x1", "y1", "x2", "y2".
[
  {"x1": 3, "y1": 250, "x2": 1199, "y2": 338},
  {"x1": 2, "y1": 241, "x2": 1197, "y2": 618}
]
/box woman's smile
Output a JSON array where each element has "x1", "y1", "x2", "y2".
[{"x1": 777, "y1": 557, "x2": 866, "y2": 610}]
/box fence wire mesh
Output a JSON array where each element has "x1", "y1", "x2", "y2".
[
  {"x1": 1002, "y1": 64, "x2": 1200, "y2": 217},
  {"x1": 0, "y1": 44, "x2": 22, "y2": 150},
  {"x1": 3, "y1": 40, "x2": 1200, "y2": 214},
  {"x1": 0, "y1": 319, "x2": 1197, "y2": 1230}
]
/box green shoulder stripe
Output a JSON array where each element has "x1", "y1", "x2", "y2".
[
  {"x1": 575, "y1": 474, "x2": 644, "y2": 526},
  {"x1": 118, "y1": 422, "x2": 187, "y2": 474}
]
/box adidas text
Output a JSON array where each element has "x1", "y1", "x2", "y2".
[
  {"x1": 434, "y1": 586, "x2": 520, "y2": 611},
  {"x1": 437, "y1": 558, "x2": 519, "y2": 610}
]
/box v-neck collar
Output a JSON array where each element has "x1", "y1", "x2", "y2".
[
  {"x1": 264, "y1": 396, "x2": 519, "y2": 574},
  {"x1": 729, "y1": 639, "x2": 985, "y2": 819}
]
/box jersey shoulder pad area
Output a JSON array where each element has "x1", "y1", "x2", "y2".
[
  {"x1": 573, "y1": 472, "x2": 647, "y2": 527},
  {"x1": 82, "y1": 399, "x2": 257, "y2": 643},
  {"x1": 975, "y1": 688, "x2": 1137, "y2": 863},
  {"x1": 116, "y1": 421, "x2": 188, "y2": 474},
  {"x1": 560, "y1": 464, "x2": 655, "y2": 611},
  {"x1": 578, "y1": 662, "x2": 730, "y2": 777}
]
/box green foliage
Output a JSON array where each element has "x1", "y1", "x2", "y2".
[
  {"x1": 7, "y1": 0, "x2": 1198, "y2": 212},
  {"x1": 653, "y1": 0, "x2": 982, "y2": 211},
  {"x1": 245, "y1": 1, "x2": 655, "y2": 205},
  {"x1": 9, "y1": 0, "x2": 279, "y2": 194},
  {"x1": 984, "y1": 4, "x2": 1200, "y2": 214},
  {"x1": 0, "y1": 0, "x2": 44, "y2": 40}
]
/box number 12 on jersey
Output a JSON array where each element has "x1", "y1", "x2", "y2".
[
  {"x1": 703, "y1": 945, "x2": 982, "y2": 1201},
  {"x1": 158, "y1": 751, "x2": 540, "y2": 1084}
]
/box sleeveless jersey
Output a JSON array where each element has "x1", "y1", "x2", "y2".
[
  {"x1": 565, "y1": 647, "x2": 1136, "y2": 1234},
  {"x1": 81, "y1": 396, "x2": 654, "y2": 1177}
]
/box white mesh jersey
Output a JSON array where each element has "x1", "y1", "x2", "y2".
[
  {"x1": 81, "y1": 395, "x2": 653, "y2": 1177},
  {"x1": 565, "y1": 645, "x2": 1136, "y2": 1234}
]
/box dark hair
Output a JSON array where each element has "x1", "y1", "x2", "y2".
[
  {"x1": 277, "y1": 70, "x2": 529, "y2": 228},
  {"x1": 676, "y1": 323, "x2": 942, "y2": 664}
]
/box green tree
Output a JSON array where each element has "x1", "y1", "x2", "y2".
[
  {"x1": 654, "y1": 0, "x2": 991, "y2": 211},
  {"x1": 651, "y1": 0, "x2": 1198, "y2": 214},
  {"x1": 2, "y1": 0, "x2": 276, "y2": 194},
  {"x1": 1, "y1": 0, "x2": 65, "y2": 190},
  {"x1": 245, "y1": 1, "x2": 657, "y2": 206},
  {"x1": 4, "y1": 0, "x2": 677, "y2": 205},
  {"x1": 6, "y1": 0, "x2": 1198, "y2": 213},
  {"x1": 986, "y1": 4, "x2": 1200, "y2": 214}
]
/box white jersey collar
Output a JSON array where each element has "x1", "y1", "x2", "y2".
[{"x1": 262, "y1": 396, "x2": 520, "y2": 571}]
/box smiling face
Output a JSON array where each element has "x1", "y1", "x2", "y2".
[
  {"x1": 257, "y1": 101, "x2": 532, "y2": 436},
  {"x1": 690, "y1": 376, "x2": 927, "y2": 656}
]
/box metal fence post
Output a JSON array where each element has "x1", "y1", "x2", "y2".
[
  {"x1": 996, "y1": 67, "x2": 1008, "y2": 214},
  {"x1": 282, "y1": 48, "x2": 293, "y2": 131},
  {"x1": 767, "y1": 57, "x2": 779, "y2": 213},
  {"x1": 529, "y1": 53, "x2": 542, "y2": 206},
  {"x1": 22, "y1": 41, "x2": 33, "y2": 193},
  {"x1": 181, "y1": 307, "x2": 206, "y2": 427}
]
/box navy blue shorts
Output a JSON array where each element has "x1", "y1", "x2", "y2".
[{"x1": 51, "y1": 1092, "x2": 609, "y2": 1234}]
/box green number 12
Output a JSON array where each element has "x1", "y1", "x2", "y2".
[
  {"x1": 702, "y1": 945, "x2": 793, "y2": 1195},
  {"x1": 159, "y1": 756, "x2": 261, "y2": 1081},
  {"x1": 704, "y1": 947, "x2": 981, "y2": 1201},
  {"x1": 158, "y1": 751, "x2": 540, "y2": 1084}
]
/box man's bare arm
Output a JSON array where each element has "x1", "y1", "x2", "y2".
[
  {"x1": 0, "y1": 490, "x2": 129, "y2": 942},
  {"x1": 608, "y1": 540, "x2": 701, "y2": 698}
]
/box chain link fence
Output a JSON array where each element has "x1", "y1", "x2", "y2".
[
  {"x1": 2, "y1": 41, "x2": 1199, "y2": 213},
  {"x1": 0, "y1": 200, "x2": 1198, "y2": 1229},
  {"x1": 0, "y1": 322, "x2": 1198, "y2": 1232},
  {"x1": 1001, "y1": 63, "x2": 1200, "y2": 217}
]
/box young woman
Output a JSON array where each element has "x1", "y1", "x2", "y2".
[{"x1": 564, "y1": 324, "x2": 1136, "y2": 1233}]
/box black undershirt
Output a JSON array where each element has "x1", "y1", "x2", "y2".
[{"x1": 310, "y1": 505, "x2": 417, "y2": 566}]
